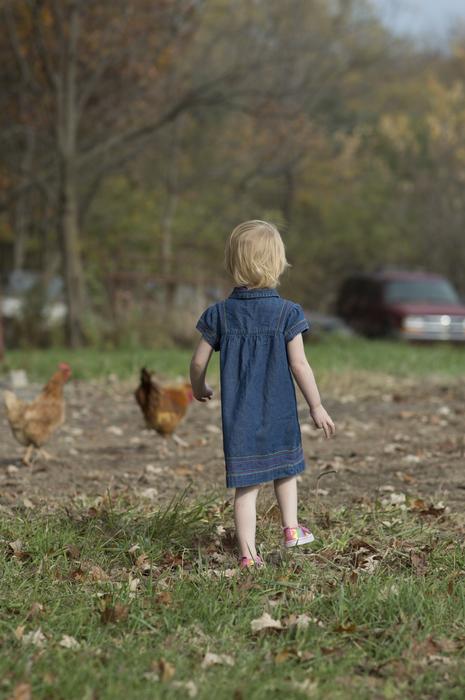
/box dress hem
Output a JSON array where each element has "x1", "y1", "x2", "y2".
[{"x1": 226, "y1": 459, "x2": 306, "y2": 488}]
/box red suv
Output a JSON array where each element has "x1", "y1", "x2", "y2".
[{"x1": 336, "y1": 271, "x2": 465, "y2": 341}]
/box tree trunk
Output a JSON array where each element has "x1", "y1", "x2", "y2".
[
  {"x1": 13, "y1": 127, "x2": 34, "y2": 270},
  {"x1": 160, "y1": 120, "x2": 180, "y2": 310},
  {"x1": 0, "y1": 295, "x2": 4, "y2": 362},
  {"x1": 57, "y1": 2, "x2": 86, "y2": 347},
  {"x1": 59, "y1": 160, "x2": 86, "y2": 346}
]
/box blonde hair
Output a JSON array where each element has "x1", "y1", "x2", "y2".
[{"x1": 225, "y1": 220, "x2": 290, "y2": 288}]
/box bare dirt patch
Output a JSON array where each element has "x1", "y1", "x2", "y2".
[{"x1": 1, "y1": 373, "x2": 464, "y2": 512}]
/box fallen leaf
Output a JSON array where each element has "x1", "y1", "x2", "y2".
[
  {"x1": 171, "y1": 681, "x2": 198, "y2": 698},
  {"x1": 292, "y1": 679, "x2": 318, "y2": 697},
  {"x1": 274, "y1": 648, "x2": 296, "y2": 663},
  {"x1": 22, "y1": 628, "x2": 47, "y2": 647},
  {"x1": 155, "y1": 591, "x2": 172, "y2": 606},
  {"x1": 106, "y1": 425, "x2": 123, "y2": 436},
  {"x1": 145, "y1": 464, "x2": 163, "y2": 475},
  {"x1": 172, "y1": 434, "x2": 189, "y2": 447},
  {"x1": 250, "y1": 612, "x2": 283, "y2": 634},
  {"x1": 383, "y1": 443, "x2": 403, "y2": 454},
  {"x1": 156, "y1": 658, "x2": 176, "y2": 681},
  {"x1": 297, "y1": 650, "x2": 316, "y2": 661},
  {"x1": 59, "y1": 634, "x2": 80, "y2": 650},
  {"x1": 140, "y1": 487, "x2": 158, "y2": 500},
  {"x1": 201, "y1": 652, "x2": 235, "y2": 669},
  {"x1": 100, "y1": 602, "x2": 129, "y2": 624},
  {"x1": 285, "y1": 613, "x2": 311, "y2": 630},
  {"x1": 128, "y1": 575, "x2": 140, "y2": 595},
  {"x1": 410, "y1": 551, "x2": 428, "y2": 575},
  {"x1": 143, "y1": 671, "x2": 159, "y2": 682},
  {"x1": 410, "y1": 498, "x2": 427, "y2": 510},
  {"x1": 65, "y1": 544, "x2": 81, "y2": 560},
  {"x1": 381, "y1": 492, "x2": 406, "y2": 506},
  {"x1": 335, "y1": 622, "x2": 357, "y2": 633},
  {"x1": 26, "y1": 602, "x2": 44, "y2": 620},
  {"x1": 88, "y1": 565, "x2": 109, "y2": 582},
  {"x1": 7, "y1": 540, "x2": 30, "y2": 561},
  {"x1": 135, "y1": 553, "x2": 152, "y2": 574},
  {"x1": 411, "y1": 635, "x2": 456, "y2": 658},
  {"x1": 14, "y1": 625, "x2": 25, "y2": 641},
  {"x1": 403, "y1": 454, "x2": 421, "y2": 464},
  {"x1": 7, "y1": 683, "x2": 31, "y2": 700},
  {"x1": 396, "y1": 471, "x2": 416, "y2": 484}
]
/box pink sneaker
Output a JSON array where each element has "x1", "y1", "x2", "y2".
[
  {"x1": 283, "y1": 524, "x2": 315, "y2": 548},
  {"x1": 239, "y1": 555, "x2": 265, "y2": 570}
]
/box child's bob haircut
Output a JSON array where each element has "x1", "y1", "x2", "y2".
[{"x1": 225, "y1": 220, "x2": 290, "y2": 288}]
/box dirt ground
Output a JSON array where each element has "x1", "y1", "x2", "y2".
[{"x1": 1, "y1": 373, "x2": 464, "y2": 513}]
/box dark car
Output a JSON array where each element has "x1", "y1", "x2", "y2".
[{"x1": 336, "y1": 270, "x2": 465, "y2": 341}]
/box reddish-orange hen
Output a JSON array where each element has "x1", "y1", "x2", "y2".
[
  {"x1": 3, "y1": 363, "x2": 71, "y2": 465},
  {"x1": 134, "y1": 368, "x2": 193, "y2": 436}
]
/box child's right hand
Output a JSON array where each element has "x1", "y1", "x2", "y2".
[
  {"x1": 195, "y1": 383, "x2": 213, "y2": 402},
  {"x1": 310, "y1": 404, "x2": 335, "y2": 438}
]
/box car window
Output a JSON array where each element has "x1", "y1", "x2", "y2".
[{"x1": 383, "y1": 279, "x2": 460, "y2": 304}]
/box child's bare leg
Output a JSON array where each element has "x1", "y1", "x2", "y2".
[
  {"x1": 274, "y1": 476, "x2": 298, "y2": 528},
  {"x1": 234, "y1": 485, "x2": 260, "y2": 559}
]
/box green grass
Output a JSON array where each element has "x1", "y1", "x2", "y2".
[
  {"x1": 1, "y1": 495, "x2": 464, "y2": 699},
  {"x1": 2, "y1": 335, "x2": 465, "y2": 382}
]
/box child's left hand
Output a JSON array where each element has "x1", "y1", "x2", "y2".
[{"x1": 310, "y1": 404, "x2": 335, "y2": 438}]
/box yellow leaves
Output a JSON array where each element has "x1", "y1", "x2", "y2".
[{"x1": 378, "y1": 113, "x2": 417, "y2": 154}]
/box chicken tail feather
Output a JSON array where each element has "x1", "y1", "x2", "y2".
[{"x1": 3, "y1": 390, "x2": 24, "y2": 422}]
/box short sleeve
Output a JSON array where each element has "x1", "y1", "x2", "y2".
[
  {"x1": 284, "y1": 303, "x2": 310, "y2": 343},
  {"x1": 196, "y1": 303, "x2": 221, "y2": 351}
]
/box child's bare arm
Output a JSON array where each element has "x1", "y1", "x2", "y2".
[
  {"x1": 287, "y1": 333, "x2": 335, "y2": 438},
  {"x1": 190, "y1": 338, "x2": 214, "y2": 402}
]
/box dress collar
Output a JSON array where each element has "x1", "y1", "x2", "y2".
[{"x1": 229, "y1": 286, "x2": 280, "y2": 299}]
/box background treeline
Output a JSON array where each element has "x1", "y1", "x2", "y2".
[{"x1": 1, "y1": 0, "x2": 465, "y2": 348}]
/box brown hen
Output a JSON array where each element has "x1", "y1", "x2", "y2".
[
  {"x1": 135, "y1": 368, "x2": 193, "y2": 436},
  {"x1": 3, "y1": 363, "x2": 71, "y2": 465}
]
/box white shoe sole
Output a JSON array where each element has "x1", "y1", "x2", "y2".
[{"x1": 284, "y1": 532, "x2": 315, "y2": 548}]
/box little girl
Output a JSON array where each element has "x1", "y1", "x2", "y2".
[{"x1": 190, "y1": 220, "x2": 335, "y2": 568}]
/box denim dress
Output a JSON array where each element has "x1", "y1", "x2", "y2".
[{"x1": 196, "y1": 286, "x2": 310, "y2": 488}]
